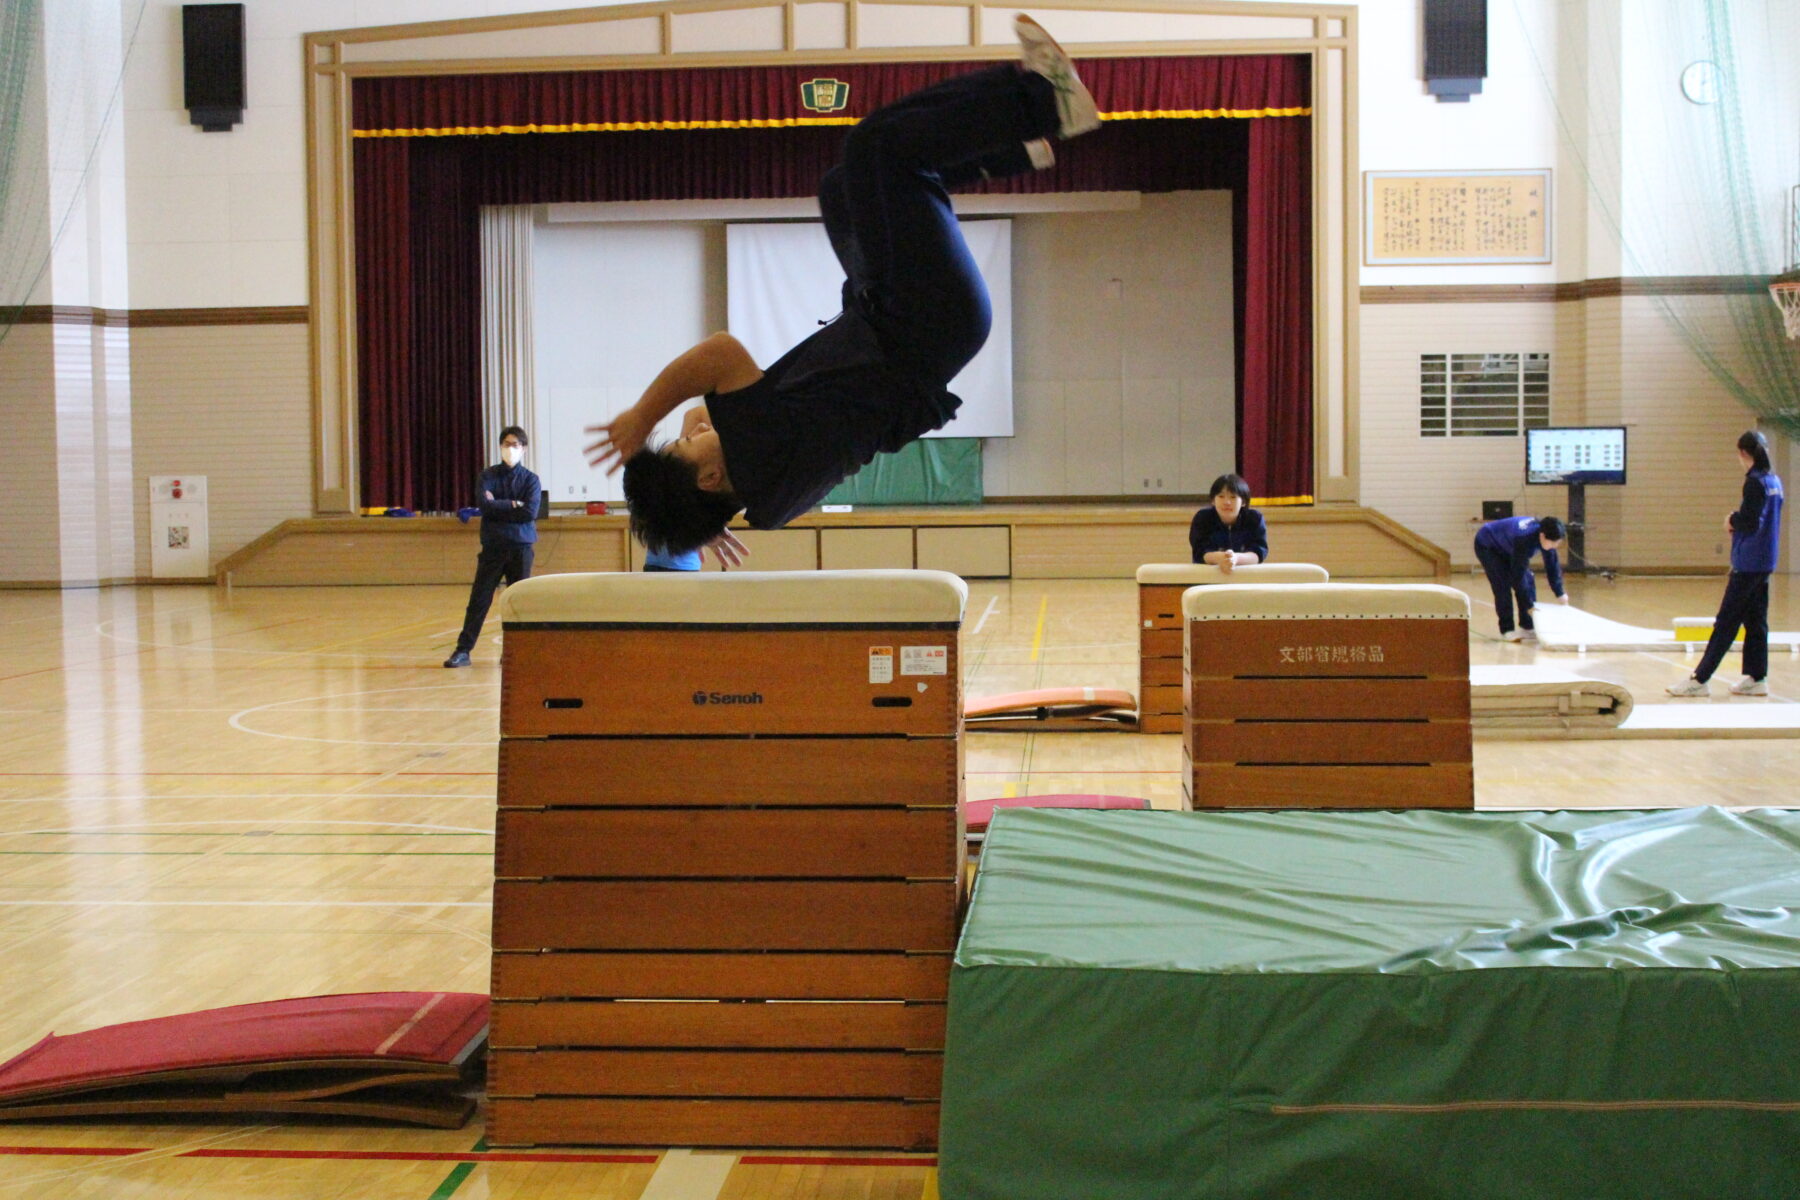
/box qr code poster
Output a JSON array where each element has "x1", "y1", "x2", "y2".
[{"x1": 167, "y1": 526, "x2": 190, "y2": 549}]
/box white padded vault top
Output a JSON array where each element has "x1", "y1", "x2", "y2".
[
  {"x1": 1136, "y1": 563, "x2": 1329, "y2": 586},
  {"x1": 499, "y1": 569, "x2": 968, "y2": 625},
  {"x1": 1183, "y1": 582, "x2": 1471, "y2": 621}
]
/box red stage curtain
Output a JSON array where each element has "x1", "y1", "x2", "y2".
[
  {"x1": 1235, "y1": 116, "x2": 1313, "y2": 504},
  {"x1": 352, "y1": 56, "x2": 1312, "y2": 511}
]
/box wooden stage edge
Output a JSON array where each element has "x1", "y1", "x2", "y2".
[{"x1": 214, "y1": 504, "x2": 1449, "y2": 587}]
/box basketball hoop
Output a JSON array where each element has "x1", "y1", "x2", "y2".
[{"x1": 1773, "y1": 267, "x2": 1800, "y2": 341}]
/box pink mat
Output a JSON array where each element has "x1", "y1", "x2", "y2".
[
  {"x1": 964, "y1": 794, "x2": 1151, "y2": 834},
  {"x1": 0, "y1": 993, "x2": 487, "y2": 1126}
]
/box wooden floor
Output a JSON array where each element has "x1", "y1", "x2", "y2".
[{"x1": 0, "y1": 571, "x2": 1795, "y2": 1198}]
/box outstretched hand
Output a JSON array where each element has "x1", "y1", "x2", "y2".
[
  {"x1": 585, "y1": 408, "x2": 653, "y2": 476},
  {"x1": 705, "y1": 529, "x2": 750, "y2": 571}
]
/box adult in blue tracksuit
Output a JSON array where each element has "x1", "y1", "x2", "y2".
[
  {"x1": 444, "y1": 426, "x2": 541, "y2": 668},
  {"x1": 1669, "y1": 430, "x2": 1785, "y2": 697},
  {"x1": 1473, "y1": 514, "x2": 1567, "y2": 640}
]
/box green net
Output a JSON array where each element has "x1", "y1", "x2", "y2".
[
  {"x1": 0, "y1": 0, "x2": 45, "y2": 349},
  {"x1": 1519, "y1": 0, "x2": 1800, "y2": 439}
]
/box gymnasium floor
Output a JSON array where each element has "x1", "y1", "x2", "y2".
[{"x1": 0, "y1": 571, "x2": 1795, "y2": 1198}]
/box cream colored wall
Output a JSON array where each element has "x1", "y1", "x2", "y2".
[
  {"x1": 128, "y1": 325, "x2": 313, "y2": 576},
  {"x1": 1361, "y1": 294, "x2": 1770, "y2": 572},
  {"x1": 1358, "y1": 302, "x2": 1572, "y2": 565},
  {"x1": 982, "y1": 191, "x2": 1236, "y2": 499}
]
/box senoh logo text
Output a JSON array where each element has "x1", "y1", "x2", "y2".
[{"x1": 691, "y1": 691, "x2": 765, "y2": 705}]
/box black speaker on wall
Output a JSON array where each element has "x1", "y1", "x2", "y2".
[
  {"x1": 183, "y1": 3, "x2": 245, "y2": 132},
  {"x1": 1423, "y1": 0, "x2": 1486, "y2": 103}
]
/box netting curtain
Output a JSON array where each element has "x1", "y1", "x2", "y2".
[{"x1": 352, "y1": 55, "x2": 1312, "y2": 510}]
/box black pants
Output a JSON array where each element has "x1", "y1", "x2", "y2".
[
  {"x1": 1475, "y1": 543, "x2": 1538, "y2": 634},
  {"x1": 816, "y1": 65, "x2": 1059, "y2": 384},
  {"x1": 1693, "y1": 570, "x2": 1771, "y2": 683},
  {"x1": 455, "y1": 543, "x2": 533, "y2": 654}
]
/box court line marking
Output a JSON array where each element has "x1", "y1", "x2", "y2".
[
  {"x1": 93, "y1": 618, "x2": 450, "y2": 663},
  {"x1": 0, "y1": 900, "x2": 490, "y2": 908},
  {"x1": 972, "y1": 594, "x2": 999, "y2": 635},
  {"x1": 0, "y1": 1144, "x2": 660, "y2": 1165},
  {"x1": 0, "y1": 819, "x2": 492, "y2": 840},
  {"x1": 640, "y1": 1148, "x2": 737, "y2": 1200},
  {"x1": 1028, "y1": 595, "x2": 1049, "y2": 662},
  {"x1": 0, "y1": 794, "x2": 491, "y2": 804},
  {"x1": 228, "y1": 684, "x2": 498, "y2": 747}
]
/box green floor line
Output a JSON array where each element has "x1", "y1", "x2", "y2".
[{"x1": 427, "y1": 1137, "x2": 487, "y2": 1200}]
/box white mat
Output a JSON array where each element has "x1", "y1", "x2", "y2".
[
  {"x1": 1469, "y1": 664, "x2": 1633, "y2": 730},
  {"x1": 1527, "y1": 603, "x2": 1800, "y2": 654}
]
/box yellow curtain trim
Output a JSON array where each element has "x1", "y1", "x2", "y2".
[
  {"x1": 1258, "y1": 495, "x2": 1314, "y2": 506},
  {"x1": 351, "y1": 107, "x2": 1310, "y2": 138}
]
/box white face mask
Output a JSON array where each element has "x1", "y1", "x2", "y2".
[{"x1": 501, "y1": 445, "x2": 523, "y2": 466}]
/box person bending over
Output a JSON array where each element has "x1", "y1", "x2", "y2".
[
  {"x1": 584, "y1": 16, "x2": 1100, "y2": 551},
  {"x1": 1668, "y1": 430, "x2": 1784, "y2": 697},
  {"x1": 444, "y1": 426, "x2": 540, "y2": 668},
  {"x1": 1472, "y1": 513, "x2": 1567, "y2": 642},
  {"x1": 1189, "y1": 474, "x2": 1267, "y2": 572}
]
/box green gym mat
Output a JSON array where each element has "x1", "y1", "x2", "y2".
[{"x1": 940, "y1": 807, "x2": 1800, "y2": 1200}]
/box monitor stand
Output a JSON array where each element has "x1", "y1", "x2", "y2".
[{"x1": 1564, "y1": 482, "x2": 1616, "y2": 580}]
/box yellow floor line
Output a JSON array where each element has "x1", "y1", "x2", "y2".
[{"x1": 1028, "y1": 595, "x2": 1048, "y2": 662}]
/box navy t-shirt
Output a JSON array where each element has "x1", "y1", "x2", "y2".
[{"x1": 707, "y1": 307, "x2": 960, "y2": 530}]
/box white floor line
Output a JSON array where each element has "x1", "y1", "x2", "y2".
[
  {"x1": 972, "y1": 595, "x2": 999, "y2": 635},
  {"x1": 638, "y1": 1148, "x2": 738, "y2": 1200}
]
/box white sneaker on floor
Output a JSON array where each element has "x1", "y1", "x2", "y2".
[
  {"x1": 1730, "y1": 676, "x2": 1769, "y2": 696},
  {"x1": 1015, "y1": 14, "x2": 1102, "y2": 139},
  {"x1": 1666, "y1": 678, "x2": 1711, "y2": 697},
  {"x1": 1500, "y1": 629, "x2": 1525, "y2": 642}
]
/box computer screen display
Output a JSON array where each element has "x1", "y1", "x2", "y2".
[{"x1": 1525, "y1": 426, "x2": 1627, "y2": 485}]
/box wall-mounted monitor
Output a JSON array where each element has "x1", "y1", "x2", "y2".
[{"x1": 1525, "y1": 426, "x2": 1627, "y2": 485}]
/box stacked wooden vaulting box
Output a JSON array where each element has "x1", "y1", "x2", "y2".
[
  {"x1": 1183, "y1": 583, "x2": 1474, "y2": 810},
  {"x1": 488, "y1": 570, "x2": 967, "y2": 1149},
  {"x1": 1135, "y1": 564, "x2": 1330, "y2": 734}
]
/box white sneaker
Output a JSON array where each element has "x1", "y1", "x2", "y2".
[
  {"x1": 1519, "y1": 630, "x2": 1538, "y2": 643},
  {"x1": 1015, "y1": 15, "x2": 1102, "y2": 139},
  {"x1": 1730, "y1": 677, "x2": 1769, "y2": 696},
  {"x1": 1666, "y1": 678, "x2": 1710, "y2": 697},
  {"x1": 1500, "y1": 629, "x2": 1525, "y2": 642}
]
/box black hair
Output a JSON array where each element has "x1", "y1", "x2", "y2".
[
  {"x1": 1538, "y1": 516, "x2": 1566, "y2": 542},
  {"x1": 1209, "y1": 473, "x2": 1252, "y2": 503},
  {"x1": 1739, "y1": 429, "x2": 1772, "y2": 472},
  {"x1": 622, "y1": 444, "x2": 742, "y2": 555},
  {"x1": 499, "y1": 425, "x2": 529, "y2": 447}
]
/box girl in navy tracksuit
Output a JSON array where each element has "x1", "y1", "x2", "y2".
[{"x1": 1669, "y1": 430, "x2": 1785, "y2": 696}]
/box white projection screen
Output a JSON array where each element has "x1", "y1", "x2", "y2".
[{"x1": 725, "y1": 220, "x2": 1014, "y2": 438}]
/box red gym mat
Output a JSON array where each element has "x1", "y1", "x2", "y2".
[
  {"x1": 963, "y1": 688, "x2": 1138, "y2": 732},
  {"x1": 0, "y1": 992, "x2": 488, "y2": 1128},
  {"x1": 964, "y1": 794, "x2": 1152, "y2": 835}
]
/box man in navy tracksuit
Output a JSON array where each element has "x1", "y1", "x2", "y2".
[
  {"x1": 1669, "y1": 430, "x2": 1785, "y2": 696},
  {"x1": 444, "y1": 426, "x2": 541, "y2": 668},
  {"x1": 1473, "y1": 514, "x2": 1568, "y2": 640}
]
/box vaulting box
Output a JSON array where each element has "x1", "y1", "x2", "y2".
[
  {"x1": 1183, "y1": 582, "x2": 1471, "y2": 809},
  {"x1": 941, "y1": 807, "x2": 1800, "y2": 1200},
  {"x1": 1135, "y1": 564, "x2": 1328, "y2": 734},
  {"x1": 489, "y1": 570, "x2": 966, "y2": 1149}
]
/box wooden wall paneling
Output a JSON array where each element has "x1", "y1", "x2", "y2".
[
  {"x1": 820, "y1": 527, "x2": 915, "y2": 570},
  {"x1": 914, "y1": 526, "x2": 1010, "y2": 577},
  {"x1": 702, "y1": 528, "x2": 817, "y2": 571}
]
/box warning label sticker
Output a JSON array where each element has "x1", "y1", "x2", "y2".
[
  {"x1": 868, "y1": 646, "x2": 894, "y2": 684},
  {"x1": 901, "y1": 645, "x2": 948, "y2": 676}
]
